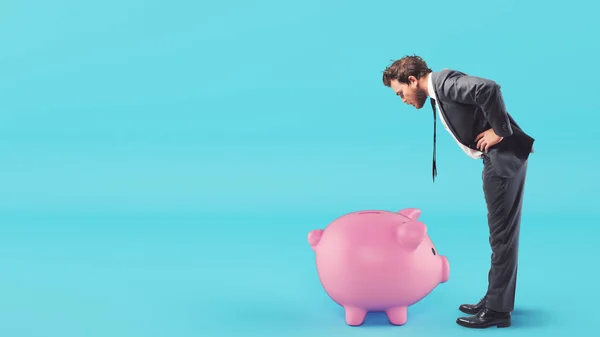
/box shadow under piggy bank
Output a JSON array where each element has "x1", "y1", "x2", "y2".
[
  {"x1": 334, "y1": 305, "x2": 430, "y2": 327},
  {"x1": 341, "y1": 311, "x2": 403, "y2": 326}
]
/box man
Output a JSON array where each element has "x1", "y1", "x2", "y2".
[{"x1": 382, "y1": 55, "x2": 534, "y2": 329}]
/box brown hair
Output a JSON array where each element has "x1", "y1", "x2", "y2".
[{"x1": 382, "y1": 55, "x2": 432, "y2": 87}]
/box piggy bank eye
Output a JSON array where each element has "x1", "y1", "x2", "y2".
[{"x1": 431, "y1": 248, "x2": 436, "y2": 255}]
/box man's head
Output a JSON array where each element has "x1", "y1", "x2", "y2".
[{"x1": 382, "y1": 55, "x2": 432, "y2": 109}]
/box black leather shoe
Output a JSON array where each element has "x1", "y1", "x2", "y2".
[
  {"x1": 458, "y1": 296, "x2": 486, "y2": 315},
  {"x1": 456, "y1": 307, "x2": 511, "y2": 328}
]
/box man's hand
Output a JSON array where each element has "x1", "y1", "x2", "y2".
[{"x1": 475, "y1": 128, "x2": 503, "y2": 153}]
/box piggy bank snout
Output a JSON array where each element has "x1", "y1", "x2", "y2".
[{"x1": 440, "y1": 255, "x2": 450, "y2": 283}]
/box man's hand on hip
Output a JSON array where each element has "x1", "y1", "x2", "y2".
[{"x1": 475, "y1": 128, "x2": 503, "y2": 153}]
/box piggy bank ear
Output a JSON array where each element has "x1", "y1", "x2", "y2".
[
  {"x1": 308, "y1": 229, "x2": 324, "y2": 251},
  {"x1": 398, "y1": 208, "x2": 421, "y2": 220},
  {"x1": 396, "y1": 221, "x2": 426, "y2": 251}
]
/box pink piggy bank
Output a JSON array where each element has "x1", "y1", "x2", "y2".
[{"x1": 308, "y1": 208, "x2": 449, "y2": 326}]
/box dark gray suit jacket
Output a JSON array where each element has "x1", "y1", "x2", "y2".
[{"x1": 430, "y1": 69, "x2": 534, "y2": 178}]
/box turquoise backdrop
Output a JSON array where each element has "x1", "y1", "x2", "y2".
[{"x1": 1, "y1": 0, "x2": 598, "y2": 336}]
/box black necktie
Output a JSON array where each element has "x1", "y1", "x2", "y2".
[{"x1": 430, "y1": 98, "x2": 437, "y2": 182}]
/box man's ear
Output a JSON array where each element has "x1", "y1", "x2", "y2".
[{"x1": 408, "y1": 75, "x2": 418, "y2": 87}]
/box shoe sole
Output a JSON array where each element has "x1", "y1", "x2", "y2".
[{"x1": 456, "y1": 319, "x2": 511, "y2": 328}]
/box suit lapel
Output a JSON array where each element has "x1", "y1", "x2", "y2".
[{"x1": 430, "y1": 71, "x2": 464, "y2": 146}]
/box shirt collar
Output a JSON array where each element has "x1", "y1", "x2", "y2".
[{"x1": 427, "y1": 73, "x2": 436, "y2": 101}]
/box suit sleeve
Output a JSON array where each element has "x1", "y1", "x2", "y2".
[{"x1": 440, "y1": 73, "x2": 513, "y2": 138}]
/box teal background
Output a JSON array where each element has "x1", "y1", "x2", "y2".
[{"x1": 1, "y1": 0, "x2": 598, "y2": 336}]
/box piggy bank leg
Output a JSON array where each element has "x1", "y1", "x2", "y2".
[
  {"x1": 344, "y1": 307, "x2": 367, "y2": 326},
  {"x1": 386, "y1": 306, "x2": 407, "y2": 325}
]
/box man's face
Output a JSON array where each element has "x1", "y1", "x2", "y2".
[{"x1": 390, "y1": 77, "x2": 428, "y2": 109}]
